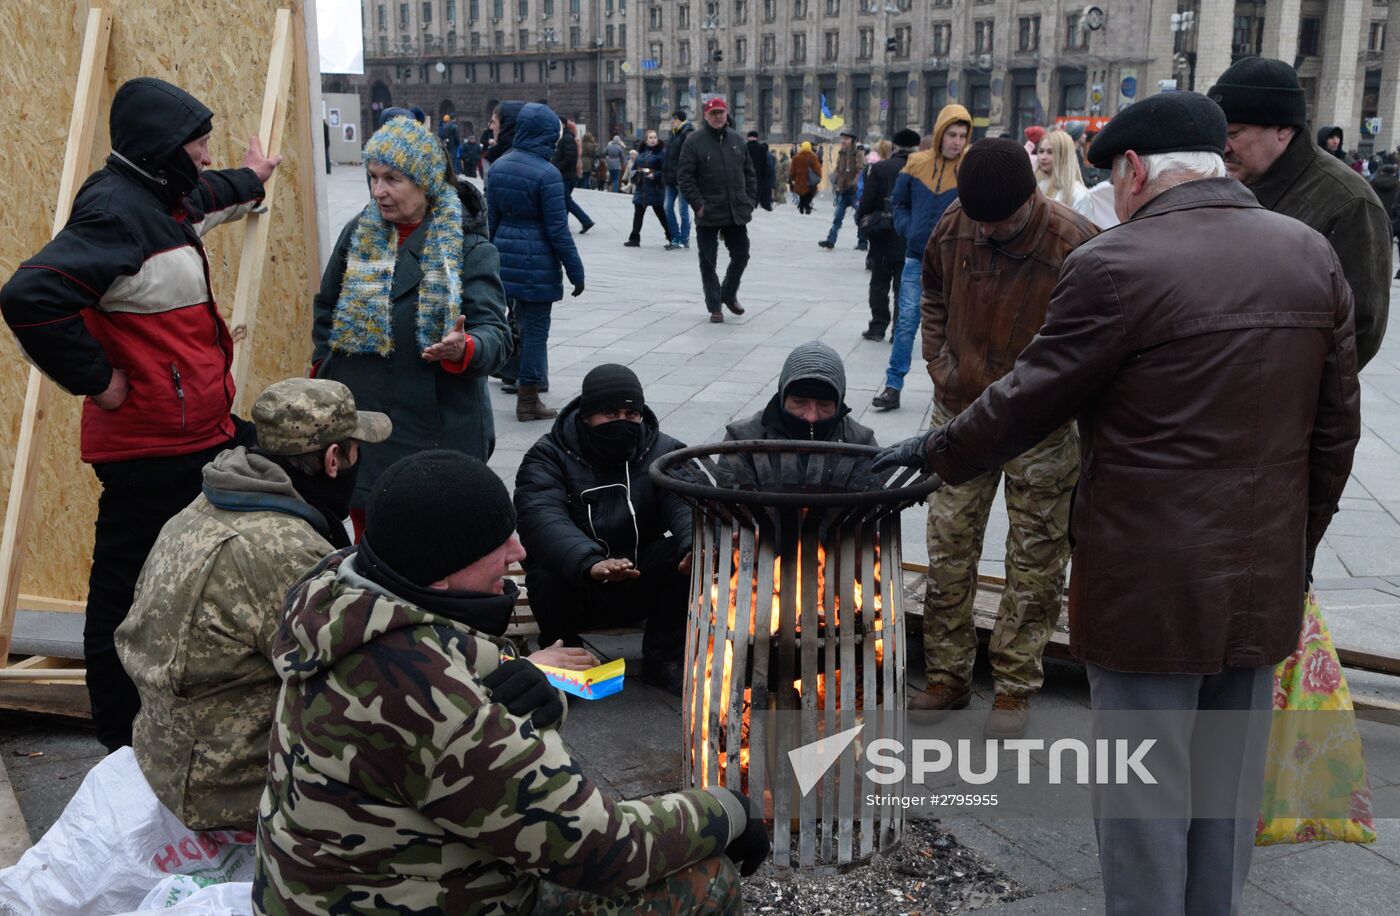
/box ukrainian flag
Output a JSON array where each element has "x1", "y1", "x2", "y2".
[{"x1": 819, "y1": 93, "x2": 845, "y2": 132}]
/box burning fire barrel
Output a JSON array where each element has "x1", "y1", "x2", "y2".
[{"x1": 650, "y1": 440, "x2": 940, "y2": 868}]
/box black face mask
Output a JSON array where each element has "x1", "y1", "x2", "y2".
[
  {"x1": 284, "y1": 460, "x2": 360, "y2": 549},
  {"x1": 578, "y1": 417, "x2": 644, "y2": 465},
  {"x1": 778, "y1": 406, "x2": 841, "y2": 441}
]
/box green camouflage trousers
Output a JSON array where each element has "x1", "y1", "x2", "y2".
[
  {"x1": 534, "y1": 855, "x2": 741, "y2": 914},
  {"x1": 923, "y1": 402, "x2": 1079, "y2": 697}
]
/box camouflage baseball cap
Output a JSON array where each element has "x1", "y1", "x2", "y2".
[{"x1": 252, "y1": 378, "x2": 392, "y2": 456}]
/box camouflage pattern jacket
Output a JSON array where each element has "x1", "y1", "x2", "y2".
[
  {"x1": 115, "y1": 447, "x2": 336, "y2": 830},
  {"x1": 253, "y1": 549, "x2": 743, "y2": 916}
]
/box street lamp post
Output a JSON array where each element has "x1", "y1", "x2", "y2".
[
  {"x1": 1170, "y1": 9, "x2": 1197, "y2": 91},
  {"x1": 541, "y1": 26, "x2": 558, "y2": 107},
  {"x1": 701, "y1": 9, "x2": 722, "y2": 97}
]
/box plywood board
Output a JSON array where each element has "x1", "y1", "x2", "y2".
[{"x1": 0, "y1": 1, "x2": 320, "y2": 602}]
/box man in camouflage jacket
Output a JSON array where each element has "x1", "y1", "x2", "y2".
[
  {"x1": 115, "y1": 378, "x2": 391, "y2": 830},
  {"x1": 254, "y1": 450, "x2": 768, "y2": 915}
]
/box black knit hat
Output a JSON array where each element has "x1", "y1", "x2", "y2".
[
  {"x1": 1087, "y1": 92, "x2": 1227, "y2": 168},
  {"x1": 579, "y1": 364, "x2": 645, "y2": 416},
  {"x1": 362, "y1": 450, "x2": 516, "y2": 586},
  {"x1": 1207, "y1": 57, "x2": 1307, "y2": 131},
  {"x1": 892, "y1": 128, "x2": 921, "y2": 149},
  {"x1": 956, "y1": 138, "x2": 1038, "y2": 222}
]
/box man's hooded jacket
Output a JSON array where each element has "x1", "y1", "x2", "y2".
[
  {"x1": 0, "y1": 77, "x2": 265, "y2": 463},
  {"x1": 890, "y1": 103, "x2": 971, "y2": 260},
  {"x1": 725, "y1": 342, "x2": 877, "y2": 445}
]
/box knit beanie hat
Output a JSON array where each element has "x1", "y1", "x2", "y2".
[
  {"x1": 579, "y1": 364, "x2": 645, "y2": 416},
  {"x1": 956, "y1": 138, "x2": 1038, "y2": 222},
  {"x1": 1024, "y1": 125, "x2": 1046, "y2": 146},
  {"x1": 362, "y1": 450, "x2": 516, "y2": 586},
  {"x1": 780, "y1": 341, "x2": 847, "y2": 404},
  {"x1": 364, "y1": 118, "x2": 451, "y2": 199},
  {"x1": 1207, "y1": 56, "x2": 1307, "y2": 131}
]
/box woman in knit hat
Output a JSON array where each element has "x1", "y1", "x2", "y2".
[
  {"x1": 790, "y1": 141, "x2": 822, "y2": 214},
  {"x1": 311, "y1": 116, "x2": 512, "y2": 539}
]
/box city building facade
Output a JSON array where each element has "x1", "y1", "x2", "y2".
[{"x1": 620, "y1": 0, "x2": 1400, "y2": 152}]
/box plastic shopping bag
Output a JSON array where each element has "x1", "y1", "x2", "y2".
[
  {"x1": 0, "y1": 747, "x2": 255, "y2": 915},
  {"x1": 1255, "y1": 592, "x2": 1377, "y2": 845}
]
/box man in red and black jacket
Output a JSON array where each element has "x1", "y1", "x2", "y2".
[{"x1": 0, "y1": 77, "x2": 281, "y2": 750}]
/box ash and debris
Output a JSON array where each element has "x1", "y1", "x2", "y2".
[{"x1": 740, "y1": 818, "x2": 1028, "y2": 915}]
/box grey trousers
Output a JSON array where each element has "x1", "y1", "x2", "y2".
[{"x1": 1086, "y1": 663, "x2": 1274, "y2": 916}]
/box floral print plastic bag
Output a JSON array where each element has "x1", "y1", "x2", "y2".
[{"x1": 1255, "y1": 592, "x2": 1376, "y2": 846}]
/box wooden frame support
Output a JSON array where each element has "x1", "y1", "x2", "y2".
[
  {"x1": 229, "y1": 7, "x2": 296, "y2": 414},
  {"x1": 0, "y1": 6, "x2": 113, "y2": 668}
]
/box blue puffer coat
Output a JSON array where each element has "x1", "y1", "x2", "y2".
[
  {"x1": 485, "y1": 103, "x2": 585, "y2": 303},
  {"x1": 630, "y1": 143, "x2": 667, "y2": 207}
]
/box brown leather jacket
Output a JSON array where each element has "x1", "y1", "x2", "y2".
[
  {"x1": 924, "y1": 178, "x2": 1360, "y2": 674},
  {"x1": 921, "y1": 193, "x2": 1099, "y2": 412}
]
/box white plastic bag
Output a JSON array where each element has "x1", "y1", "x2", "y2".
[
  {"x1": 118, "y1": 877, "x2": 253, "y2": 915},
  {"x1": 0, "y1": 748, "x2": 255, "y2": 915}
]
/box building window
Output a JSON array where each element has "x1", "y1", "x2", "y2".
[
  {"x1": 1233, "y1": 15, "x2": 1262, "y2": 55},
  {"x1": 447, "y1": 0, "x2": 457, "y2": 19},
  {"x1": 519, "y1": 28, "x2": 529, "y2": 48},
  {"x1": 679, "y1": 3, "x2": 690, "y2": 28},
  {"x1": 932, "y1": 22, "x2": 951, "y2": 56},
  {"x1": 894, "y1": 24, "x2": 909, "y2": 58},
  {"x1": 470, "y1": 0, "x2": 479, "y2": 19},
  {"x1": 1297, "y1": 17, "x2": 1321, "y2": 56},
  {"x1": 513, "y1": 61, "x2": 525, "y2": 81},
  {"x1": 494, "y1": 29, "x2": 504, "y2": 47},
  {"x1": 762, "y1": 33, "x2": 776, "y2": 63},
  {"x1": 679, "y1": 39, "x2": 691, "y2": 66},
  {"x1": 1065, "y1": 12, "x2": 1088, "y2": 50},
  {"x1": 825, "y1": 0, "x2": 838, "y2": 14},
  {"x1": 544, "y1": 0, "x2": 553, "y2": 13},
  {"x1": 447, "y1": 30, "x2": 457, "y2": 50},
  {"x1": 570, "y1": 0, "x2": 578, "y2": 11},
  {"x1": 518, "y1": 0, "x2": 527, "y2": 16},
  {"x1": 793, "y1": 0, "x2": 807, "y2": 18},
  {"x1": 764, "y1": 0, "x2": 776, "y2": 23},
  {"x1": 466, "y1": 62, "x2": 476, "y2": 80},
  {"x1": 377, "y1": 3, "x2": 386, "y2": 28},
  {"x1": 493, "y1": 0, "x2": 504, "y2": 18},
  {"x1": 471, "y1": 30, "x2": 481, "y2": 49},
  {"x1": 1370, "y1": 21, "x2": 1386, "y2": 53},
  {"x1": 974, "y1": 19, "x2": 993, "y2": 54},
  {"x1": 399, "y1": 2, "x2": 409, "y2": 28},
  {"x1": 619, "y1": 24, "x2": 626, "y2": 45},
  {"x1": 379, "y1": 35, "x2": 388, "y2": 53},
  {"x1": 858, "y1": 27, "x2": 873, "y2": 59},
  {"x1": 895, "y1": 0, "x2": 909, "y2": 8},
  {"x1": 824, "y1": 30, "x2": 838, "y2": 61},
  {"x1": 570, "y1": 25, "x2": 580, "y2": 46},
  {"x1": 736, "y1": 35, "x2": 747, "y2": 64},
  {"x1": 538, "y1": 61, "x2": 549, "y2": 80},
  {"x1": 649, "y1": 41, "x2": 664, "y2": 64},
  {"x1": 606, "y1": 24, "x2": 614, "y2": 46},
  {"x1": 606, "y1": 60, "x2": 616, "y2": 82},
  {"x1": 791, "y1": 31, "x2": 806, "y2": 63},
  {"x1": 488, "y1": 61, "x2": 501, "y2": 80},
  {"x1": 1017, "y1": 15, "x2": 1039, "y2": 52},
  {"x1": 564, "y1": 59, "x2": 576, "y2": 79},
  {"x1": 649, "y1": 5, "x2": 663, "y2": 29}
]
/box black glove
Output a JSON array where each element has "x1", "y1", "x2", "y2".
[
  {"x1": 571, "y1": 282, "x2": 585, "y2": 298},
  {"x1": 722, "y1": 789, "x2": 769, "y2": 876},
  {"x1": 870, "y1": 431, "x2": 934, "y2": 474},
  {"x1": 483, "y1": 658, "x2": 564, "y2": 729}
]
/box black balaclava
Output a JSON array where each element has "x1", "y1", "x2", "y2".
[
  {"x1": 254, "y1": 449, "x2": 358, "y2": 550},
  {"x1": 577, "y1": 416, "x2": 644, "y2": 465},
  {"x1": 779, "y1": 377, "x2": 842, "y2": 440},
  {"x1": 576, "y1": 364, "x2": 646, "y2": 464}
]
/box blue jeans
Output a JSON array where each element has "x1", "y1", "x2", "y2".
[
  {"x1": 884, "y1": 257, "x2": 924, "y2": 390},
  {"x1": 516, "y1": 300, "x2": 553, "y2": 386},
  {"x1": 824, "y1": 188, "x2": 856, "y2": 244},
  {"x1": 562, "y1": 177, "x2": 592, "y2": 229},
  {"x1": 664, "y1": 184, "x2": 691, "y2": 245},
  {"x1": 609, "y1": 167, "x2": 622, "y2": 192}
]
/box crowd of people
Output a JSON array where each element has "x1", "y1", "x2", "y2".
[{"x1": 0, "y1": 49, "x2": 1393, "y2": 914}]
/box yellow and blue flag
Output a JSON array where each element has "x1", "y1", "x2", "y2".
[{"x1": 819, "y1": 94, "x2": 845, "y2": 132}]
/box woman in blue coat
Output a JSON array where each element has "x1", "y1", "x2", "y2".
[
  {"x1": 624, "y1": 130, "x2": 669, "y2": 248},
  {"x1": 485, "y1": 103, "x2": 586, "y2": 421}
]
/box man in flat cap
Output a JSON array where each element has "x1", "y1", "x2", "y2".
[
  {"x1": 116, "y1": 378, "x2": 390, "y2": 830},
  {"x1": 874, "y1": 92, "x2": 1360, "y2": 914},
  {"x1": 1209, "y1": 56, "x2": 1390, "y2": 368}
]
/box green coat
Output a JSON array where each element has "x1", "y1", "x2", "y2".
[
  {"x1": 312, "y1": 190, "x2": 510, "y2": 507},
  {"x1": 115, "y1": 448, "x2": 333, "y2": 830}
]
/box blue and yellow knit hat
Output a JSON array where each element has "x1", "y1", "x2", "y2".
[{"x1": 364, "y1": 117, "x2": 450, "y2": 201}]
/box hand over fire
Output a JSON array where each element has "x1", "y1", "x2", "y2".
[{"x1": 591, "y1": 557, "x2": 641, "y2": 582}]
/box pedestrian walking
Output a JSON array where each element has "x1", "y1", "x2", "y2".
[
  {"x1": 790, "y1": 141, "x2": 822, "y2": 214},
  {"x1": 662, "y1": 110, "x2": 695, "y2": 249},
  {"x1": 905, "y1": 138, "x2": 1098, "y2": 739},
  {"x1": 625, "y1": 130, "x2": 669, "y2": 247},
  {"x1": 0, "y1": 77, "x2": 279, "y2": 751},
  {"x1": 747, "y1": 130, "x2": 773, "y2": 211},
  {"x1": 580, "y1": 130, "x2": 599, "y2": 189},
  {"x1": 437, "y1": 114, "x2": 460, "y2": 173},
  {"x1": 1209, "y1": 57, "x2": 1391, "y2": 368},
  {"x1": 485, "y1": 103, "x2": 586, "y2": 421},
  {"x1": 870, "y1": 103, "x2": 970, "y2": 412},
  {"x1": 605, "y1": 134, "x2": 626, "y2": 191},
  {"x1": 551, "y1": 117, "x2": 595, "y2": 233},
  {"x1": 857, "y1": 129, "x2": 919, "y2": 341},
  {"x1": 818, "y1": 130, "x2": 861, "y2": 249},
  {"x1": 677, "y1": 96, "x2": 756, "y2": 323},
  {"x1": 311, "y1": 117, "x2": 511, "y2": 536},
  {"x1": 874, "y1": 92, "x2": 1359, "y2": 916},
  {"x1": 461, "y1": 134, "x2": 482, "y2": 177},
  {"x1": 774, "y1": 151, "x2": 790, "y2": 205}
]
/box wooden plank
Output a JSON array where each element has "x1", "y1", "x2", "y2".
[
  {"x1": 771, "y1": 511, "x2": 798, "y2": 867},
  {"x1": 16, "y1": 595, "x2": 87, "y2": 614},
  {"x1": 836, "y1": 528, "x2": 856, "y2": 863},
  {"x1": 746, "y1": 522, "x2": 775, "y2": 833},
  {"x1": 797, "y1": 518, "x2": 819, "y2": 867},
  {"x1": 0, "y1": 6, "x2": 113, "y2": 667},
  {"x1": 0, "y1": 667, "x2": 85, "y2": 681},
  {"x1": 0, "y1": 682, "x2": 91, "y2": 720},
  {"x1": 705, "y1": 518, "x2": 734, "y2": 790},
  {"x1": 819, "y1": 533, "x2": 837, "y2": 863},
  {"x1": 724, "y1": 525, "x2": 755, "y2": 790},
  {"x1": 229, "y1": 7, "x2": 296, "y2": 413},
  {"x1": 8, "y1": 656, "x2": 77, "y2": 671},
  {"x1": 858, "y1": 522, "x2": 877, "y2": 858}
]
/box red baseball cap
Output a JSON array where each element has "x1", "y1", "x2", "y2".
[{"x1": 703, "y1": 96, "x2": 728, "y2": 113}]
